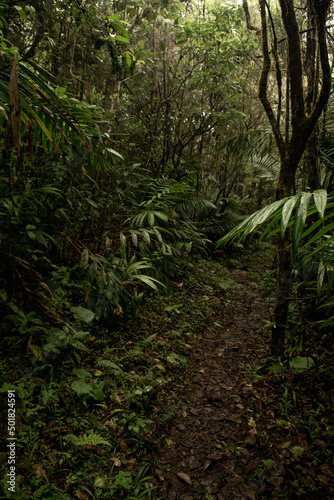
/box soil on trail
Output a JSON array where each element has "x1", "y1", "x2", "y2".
[{"x1": 157, "y1": 266, "x2": 276, "y2": 500}]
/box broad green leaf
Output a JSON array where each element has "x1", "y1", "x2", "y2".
[
  {"x1": 0, "y1": 104, "x2": 9, "y2": 120},
  {"x1": 94, "y1": 477, "x2": 105, "y2": 489},
  {"x1": 130, "y1": 230, "x2": 138, "y2": 246},
  {"x1": 260, "y1": 211, "x2": 283, "y2": 241},
  {"x1": 292, "y1": 192, "x2": 312, "y2": 262},
  {"x1": 132, "y1": 274, "x2": 164, "y2": 290},
  {"x1": 132, "y1": 212, "x2": 147, "y2": 227},
  {"x1": 14, "y1": 5, "x2": 26, "y2": 19},
  {"x1": 106, "y1": 148, "x2": 124, "y2": 160},
  {"x1": 280, "y1": 195, "x2": 299, "y2": 240},
  {"x1": 141, "y1": 229, "x2": 151, "y2": 244},
  {"x1": 73, "y1": 368, "x2": 92, "y2": 379},
  {"x1": 86, "y1": 198, "x2": 99, "y2": 208},
  {"x1": 289, "y1": 356, "x2": 315, "y2": 370},
  {"x1": 71, "y1": 306, "x2": 95, "y2": 323},
  {"x1": 120, "y1": 232, "x2": 126, "y2": 251},
  {"x1": 153, "y1": 227, "x2": 163, "y2": 242},
  {"x1": 115, "y1": 35, "x2": 130, "y2": 44},
  {"x1": 73, "y1": 331, "x2": 90, "y2": 340},
  {"x1": 127, "y1": 260, "x2": 151, "y2": 273},
  {"x1": 71, "y1": 380, "x2": 92, "y2": 396},
  {"x1": 154, "y1": 211, "x2": 168, "y2": 222},
  {"x1": 313, "y1": 189, "x2": 327, "y2": 219},
  {"x1": 68, "y1": 337, "x2": 89, "y2": 352},
  {"x1": 92, "y1": 388, "x2": 105, "y2": 401},
  {"x1": 34, "y1": 186, "x2": 61, "y2": 195},
  {"x1": 148, "y1": 211, "x2": 155, "y2": 226},
  {"x1": 81, "y1": 248, "x2": 89, "y2": 268}
]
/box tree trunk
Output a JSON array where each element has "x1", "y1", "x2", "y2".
[
  {"x1": 271, "y1": 158, "x2": 295, "y2": 355},
  {"x1": 247, "y1": 0, "x2": 333, "y2": 355}
]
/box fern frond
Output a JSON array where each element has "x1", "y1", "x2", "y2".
[{"x1": 177, "y1": 196, "x2": 216, "y2": 216}]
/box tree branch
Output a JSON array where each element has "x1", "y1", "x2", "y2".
[
  {"x1": 258, "y1": 0, "x2": 284, "y2": 154},
  {"x1": 279, "y1": 0, "x2": 305, "y2": 129},
  {"x1": 307, "y1": 0, "x2": 332, "y2": 133},
  {"x1": 242, "y1": 0, "x2": 259, "y2": 32},
  {"x1": 265, "y1": 0, "x2": 282, "y2": 131}
]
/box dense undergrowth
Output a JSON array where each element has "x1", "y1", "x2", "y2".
[
  {"x1": 241, "y1": 322, "x2": 334, "y2": 498},
  {"x1": 0, "y1": 251, "x2": 233, "y2": 499},
  {"x1": 239, "y1": 249, "x2": 334, "y2": 499},
  {"x1": 1, "y1": 2, "x2": 334, "y2": 497},
  {"x1": 1, "y1": 245, "x2": 333, "y2": 498}
]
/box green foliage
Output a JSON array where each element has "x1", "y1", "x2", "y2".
[
  {"x1": 217, "y1": 189, "x2": 334, "y2": 335},
  {"x1": 2, "y1": 0, "x2": 333, "y2": 497},
  {"x1": 216, "y1": 189, "x2": 329, "y2": 259},
  {"x1": 63, "y1": 431, "x2": 111, "y2": 447}
]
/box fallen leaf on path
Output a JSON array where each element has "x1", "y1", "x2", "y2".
[
  {"x1": 77, "y1": 489, "x2": 90, "y2": 500},
  {"x1": 225, "y1": 413, "x2": 243, "y2": 423},
  {"x1": 155, "y1": 469, "x2": 165, "y2": 481},
  {"x1": 203, "y1": 460, "x2": 212, "y2": 471},
  {"x1": 245, "y1": 433, "x2": 256, "y2": 446},
  {"x1": 33, "y1": 464, "x2": 46, "y2": 478},
  {"x1": 176, "y1": 472, "x2": 192, "y2": 485},
  {"x1": 207, "y1": 451, "x2": 223, "y2": 460}
]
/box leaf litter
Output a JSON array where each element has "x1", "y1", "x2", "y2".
[{"x1": 154, "y1": 255, "x2": 333, "y2": 500}]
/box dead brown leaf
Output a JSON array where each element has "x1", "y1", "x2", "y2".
[
  {"x1": 225, "y1": 413, "x2": 243, "y2": 423},
  {"x1": 76, "y1": 488, "x2": 90, "y2": 500},
  {"x1": 33, "y1": 463, "x2": 46, "y2": 479},
  {"x1": 176, "y1": 472, "x2": 192, "y2": 485}
]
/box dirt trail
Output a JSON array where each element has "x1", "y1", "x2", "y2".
[{"x1": 157, "y1": 267, "x2": 276, "y2": 500}]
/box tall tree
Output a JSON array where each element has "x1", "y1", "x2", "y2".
[{"x1": 244, "y1": 0, "x2": 332, "y2": 355}]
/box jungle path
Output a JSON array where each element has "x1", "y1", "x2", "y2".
[{"x1": 156, "y1": 262, "x2": 277, "y2": 500}]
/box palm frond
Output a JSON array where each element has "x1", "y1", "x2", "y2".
[
  {"x1": 177, "y1": 196, "x2": 216, "y2": 216},
  {"x1": 216, "y1": 189, "x2": 330, "y2": 263},
  {"x1": 0, "y1": 49, "x2": 100, "y2": 161}
]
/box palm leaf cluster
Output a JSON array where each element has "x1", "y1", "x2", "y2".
[
  {"x1": 216, "y1": 189, "x2": 334, "y2": 327},
  {"x1": 0, "y1": 45, "x2": 98, "y2": 168}
]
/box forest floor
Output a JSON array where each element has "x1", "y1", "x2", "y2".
[
  {"x1": 0, "y1": 245, "x2": 333, "y2": 499},
  {"x1": 152, "y1": 247, "x2": 333, "y2": 500},
  {"x1": 157, "y1": 261, "x2": 277, "y2": 500}
]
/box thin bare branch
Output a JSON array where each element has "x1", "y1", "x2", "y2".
[
  {"x1": 258, "y1": 0, "x2": 284, "y2": 155},
  {"x1": 242, "y1": 0, "x2": 259, "y2": 31}
]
